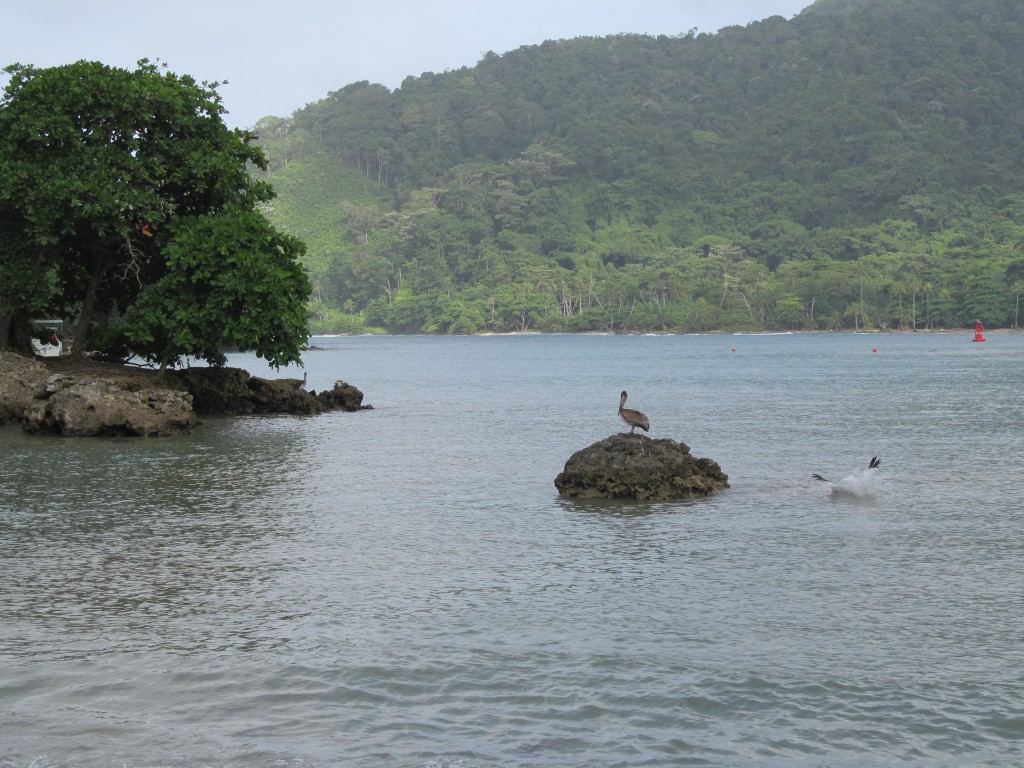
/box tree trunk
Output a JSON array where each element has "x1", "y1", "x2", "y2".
[
  {"x1": 71, "y1": 253, "x2": 108, "y2": 357},
  {"x1": 5, "y1": 310, "x2": 34, "y2": 355},
  {"x1": 0, "y1": 312, "x2": 10, "y2": 351}
]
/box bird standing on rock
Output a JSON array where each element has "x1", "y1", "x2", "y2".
[{"x1": 618, "y1": 390, "x2": 650, "y2": 434}]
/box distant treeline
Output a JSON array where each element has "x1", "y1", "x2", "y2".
[{"x1": 254, "y1": 0, "x2": 1024, "y2": 334}]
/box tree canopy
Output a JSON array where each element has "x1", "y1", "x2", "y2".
[
  {"x1": 0, "y1": 59, "x2": 309, "y2": 367},
  {"x1": 253, "y1": 0, "x2": 1024, "y2": 335}
]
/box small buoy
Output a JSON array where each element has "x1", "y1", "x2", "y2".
[
  {"x1": 872, "y1": 347, "x2": 877, "y2": 353},
  {"x1": 731, "y1": 347, "x2": 736, "y2": 352},
  {"x1": 972, "y1": 319, "x2": 986, "y2": 342}
]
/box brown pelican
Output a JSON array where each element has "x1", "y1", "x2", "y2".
[{"x1": 618, "y1": 390, "x2": 650, "y2": 434}]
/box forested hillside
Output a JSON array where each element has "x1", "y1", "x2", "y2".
[{"x1": 254, "y1": 0, "x2": 1024, "y2": 333}]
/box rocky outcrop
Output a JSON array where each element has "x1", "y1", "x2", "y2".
[
  {"x1": 0, "y1": 351, "x2": 48, "y2": 425},
  {"x1": 315, "y1": 380, "x2": 368, "y2": 412},
  {"x1": 0, "y1": 351, "x2": 371, "y2": 437},
  {"x1": 554, "y1": 434, "x2": 729, "y2": 500},
  {"x1": 172, "y1": 366, "x2": 371, "y2": 416},
  {"x1": 22, "y1": 373, "x2": 195, "y2": 437}
]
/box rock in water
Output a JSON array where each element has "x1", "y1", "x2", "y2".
[
  {"x1": 22, "y1": 373, "x2": 195, "y2": 437},
  {"x1": 173, "y1": 368, "x2": 372, "y2": 416},
  {"x1": 316, "y1": 380, "x2": 372, "y2": 412},
  {"x1": 1, "y1": 351, "x2": 373, "y2": 437},
  {"x1": 554, "y1": 434, "x2": 729, "y2": 500}
]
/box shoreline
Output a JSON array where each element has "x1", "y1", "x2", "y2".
[
  {"x1": 309, "y1": 327, "x2": 1021, "y2": 338},
  {"x1": 0, "y1": 350, "x2": 369, "y2": 437}
]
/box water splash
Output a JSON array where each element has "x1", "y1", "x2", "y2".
[{"x1": 828, "y1": 468, "x2": 881, "y2": 499}]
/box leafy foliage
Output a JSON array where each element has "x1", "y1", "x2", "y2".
[
  {"x1": 124, "y1": 207, "x2": 309, "y2": 368},
  {"x1": 0, "y1": 59, "x2": 310, "y2": 364}
]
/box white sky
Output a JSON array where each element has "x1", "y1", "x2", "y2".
[{"x1": 4, "y1": 1, "x2": 813, "y2": 130}]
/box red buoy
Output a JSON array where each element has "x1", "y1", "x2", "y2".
[
  {"x1": 872, "y1": 347, "x2": 877, "y2": 353},
  {"x1": 972, "y1": 320, "x2": 986, "y2": 342}
]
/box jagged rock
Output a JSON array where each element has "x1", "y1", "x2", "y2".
[
  {"x1": 22, "y1": 373, "x2": 195, "y2": 437},
  {"x1": 316, "y1": 380, "x2": 373, "y2": 412},
  {"x1": 554, "y1": 433, "x2": 729, "y2": 500},
  {"x1": 172, "y1": 367, "x2": 370, "y2": 415},
  {"x1": 0, "y1": 351, "x2": 49, "y2": 425},
  {"x1": 249, "y1": 376, "x2": 323, "y2": 415},
  {"x1": 172, "y1": 366, "x2": 320, "y2": 415},
  {"x1": 0, "y1": 351, "x2": 371, "y2": 437},
  {"x1": 171, "y1": 366, "x2": 259, "y2": 415}
]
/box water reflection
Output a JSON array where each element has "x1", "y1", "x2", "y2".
[
  {"x1": 555, "y1": 496, "x2": 703, "y2": 517},
  {"x1": 1, "y1": 417, "x2": 327, "y2": 660}
]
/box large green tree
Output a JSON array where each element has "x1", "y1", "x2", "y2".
[
  {"x1": 123, "y1": 208, "x2": 310, "y2": 369},
  {"x1": 0, "y1": 59, "x2": 309, "y2": 366}
]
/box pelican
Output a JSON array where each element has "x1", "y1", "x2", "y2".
[
  {"x1": 813, "y1": 456, "x2": 881, "y2": 498},
  {"x1": 618, "y1": 390, "x2": 650, "y2": 434},
  {"x1": 812, "y1": 456, "x2": 880, "y2": 483}
]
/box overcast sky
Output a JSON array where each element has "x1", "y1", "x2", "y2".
[{"x1": 5, "y1": 1, "x2": 813, "y2": 130}]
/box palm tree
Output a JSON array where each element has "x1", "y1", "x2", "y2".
[{"x1": 1012, "y1": 280, "x2": 1024, "y2": 329}]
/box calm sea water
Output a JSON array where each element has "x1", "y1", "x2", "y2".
[{"x1": 2, "y1": 332, "x2": 1023, "y2": 767}]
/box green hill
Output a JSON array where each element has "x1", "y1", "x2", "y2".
[{"x1": 254, "y1": 0, "x2": 1024, "y2": 334}]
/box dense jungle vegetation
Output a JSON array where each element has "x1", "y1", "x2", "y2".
[{"x1": 254, "y1": 0, "x2": 1024, "y2": 334}]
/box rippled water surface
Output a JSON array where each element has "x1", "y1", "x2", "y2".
[{"x1": 2, "y1": 332, "x2": 1023, "y2": 767}]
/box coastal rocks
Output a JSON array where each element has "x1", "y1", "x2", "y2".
[
  {"x1": 0, "y1": 351, "x2": 372, "y2": 437},
  {"x1": 554, "y1": 434, "x2": 729, "y2": 500},
  {"x1": 173, "y1": 367, "x2": 371, "y2": 416},
  {"x1": 0, "y1": 351, "x2": 49, "y2": 425},
  {"x1": 169, "y1": 366, "x2": 253, "y2": 415},
  {"x1": 315, "y1": 380, "x2": 369, "y2": 412},
  {"x1": 22, "y1": 373, "x2": 195, "y2": 437}
]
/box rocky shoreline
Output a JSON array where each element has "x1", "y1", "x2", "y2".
[{"x1": 0, "y1": 351, "x2": 370, "y2": 437}]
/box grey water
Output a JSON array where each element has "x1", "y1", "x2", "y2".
[{"x1": 2, "y1": 332, "x2": 1023, "y2": 767}]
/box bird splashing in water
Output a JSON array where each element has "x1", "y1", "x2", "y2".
[{"x1": 813, "y1": 456, "x2": 881, "y2": 498}]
